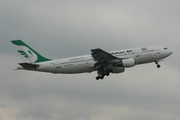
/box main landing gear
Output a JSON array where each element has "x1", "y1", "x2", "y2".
[
  {"x1": 155, "y1": 61, "x2": 161, "y2": 68},
  {"x1": 96, "y1": 76, "x2": 104, "y2": 80},
  {"x1": 96, "y1": 71, "x2": 110, "y2": 80}
]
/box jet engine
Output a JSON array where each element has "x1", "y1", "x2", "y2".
[
  {"x1": 113, "y1": 58, "x2": 135, "y2": 68},
  {"x1": 111, "y1": 67, "x2": 125, "y2": 73},
  {"x1": 122, "y1": 58, "x2": 135, "y2": 67}
]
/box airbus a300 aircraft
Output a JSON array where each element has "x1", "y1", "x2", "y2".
[{"x1": 11, "y1": 40, "x2": 173, "y2": 80}]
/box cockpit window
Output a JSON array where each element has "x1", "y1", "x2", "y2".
[{"x1": 164, "y1": 47, "x2": 168, "y2": 50}]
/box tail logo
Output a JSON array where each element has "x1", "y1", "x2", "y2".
[
  {"x1": 12, "y1": 40, "x2": 50, "y2": 63},
  {"x1": 18, "y1": 50, "x2": 33, "y2": 58}
]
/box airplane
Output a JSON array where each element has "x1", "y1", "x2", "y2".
[{"x1": 11, "y1": 40, "x2": 173, "y2": 80}]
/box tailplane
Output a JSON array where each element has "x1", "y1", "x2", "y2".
[{"x1": 11, "y1": 40, "x2": 51, "y2": 63}]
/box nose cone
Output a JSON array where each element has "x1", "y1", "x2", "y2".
[
  {"x1": 168, "y1": 49, "x2": 173, "y2": 55},
  {"x1": 165, "y1": 49, "x2": 173, "y2": 57},
  {"x1": 162, "y1": 47, "x2": 173, "y2": 58}
]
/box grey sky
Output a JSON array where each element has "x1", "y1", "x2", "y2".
[{"x1": 0, "y1": 0, "x2": 180, "y2": 120}]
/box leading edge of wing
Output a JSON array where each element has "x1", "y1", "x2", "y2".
[{"x1": 91, "y1": 48, "x2": 121, "y2": 65}]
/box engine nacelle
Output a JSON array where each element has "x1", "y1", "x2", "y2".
[
  {"x1": 111, "y1": 67, "x2": 125, "y2": 73},
  {"x1": 122, "y1": 58, "x2": 135, "y2": 67}
]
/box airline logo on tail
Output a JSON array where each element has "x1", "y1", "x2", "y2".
[
  {"x1": 14, "y1": 44, "x2": 38, "y2": 63},
  {"x1": 11, "y1": 40, "x2": 51, "y2": 63},
  {"x1": 18, "y1": 50, "x2": 33, "y2": 58}
]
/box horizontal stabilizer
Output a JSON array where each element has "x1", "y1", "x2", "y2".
[{"x1": 18, "y1": 63, "x2": 39, "y2": 69}]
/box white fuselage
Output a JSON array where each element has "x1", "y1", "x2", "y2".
[{"x1": 34, "y1": 46, "x2": 172, "y2": 74}]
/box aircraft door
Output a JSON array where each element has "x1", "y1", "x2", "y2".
[
  {"x1": 156, "y1": 47, "x2": 160, "y2": 54},
  {"x1": 134, "y1": 49, "x2": 141, "y2": 64},
  {"x1": 55, "y1": 62, "x2": 61, "y2": 68},
  {"x1": 134, "y1": 49, "x2": 140, "y2": 57},
  {"x1": 153, "y1": 47, "x2": 161, "y2": 61}
]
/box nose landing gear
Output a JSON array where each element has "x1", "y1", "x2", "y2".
[
  {"x1": 157, "y1": 64, "x2": 161, "y2": 68},
  {"x1": 155, "y1": 61, "x2": 161, "y2": 68}
]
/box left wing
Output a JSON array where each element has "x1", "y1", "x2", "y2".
[{"x1": 91, "y1": 48, "x2": 121, "y2": 67}]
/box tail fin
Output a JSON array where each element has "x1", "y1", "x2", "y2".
[{"x1": 11, "y1": 40, "x2": 51, "y2": 63}]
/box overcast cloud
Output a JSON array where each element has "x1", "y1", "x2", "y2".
[{"x1": 0, "y1": 0, "x2": 180, "y2": 120}]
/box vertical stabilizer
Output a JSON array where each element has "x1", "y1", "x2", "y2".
[{"x1": 11, "y1": 40, "x2": 51, "y2": 63}]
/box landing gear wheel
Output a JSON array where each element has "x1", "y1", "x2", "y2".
[
  {"x1": 100, "y1": 76, "x2": 104, "y2": 79},
  {"x1": 155, "y1": 61, "x2": 161, "y2": 68},
  {"x1": 96, "y1": 75, "x2": 104, "y2": 80},
  {"x1": 105, "y1": 72, "x2": 110, "y2": 76},
  {"x1": 96, "y1": 76, "x2": 100, "y2": 80}
]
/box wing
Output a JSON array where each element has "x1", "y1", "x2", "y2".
[{"x1": 91, "y1": 48, "x2": 121, "y2": 67}]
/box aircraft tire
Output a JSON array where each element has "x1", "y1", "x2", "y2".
[
  {"x1": 96, "y1": 76, "x2": 100, "y2": 80},
  {"x1": 100, "y1": 76, "x2": 104, "y2": 79},
  {"x1": 105, "y1": 72, "x2": 110, "y2": 76}
]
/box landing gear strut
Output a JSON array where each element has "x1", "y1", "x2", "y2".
[{"x1": 155, "y1": 61, "x2": 161, "y2": 68}]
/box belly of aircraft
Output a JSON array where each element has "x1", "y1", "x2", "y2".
[{"x1": 51, "y1": 63, "x2": 95, "y2": 74}]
